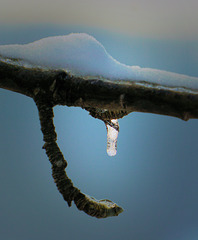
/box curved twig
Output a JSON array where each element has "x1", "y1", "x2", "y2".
[{"x1": 33, "y1": 90, "x2": 123, "y2": 218}]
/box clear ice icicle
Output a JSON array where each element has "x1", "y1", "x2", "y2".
[{"x1": 105, "y1": 119, "x2": 119, "y2": 156}]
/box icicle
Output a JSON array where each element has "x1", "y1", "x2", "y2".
[{"x1": 105, "y1": 119, "x2": 119, "y2": 156}]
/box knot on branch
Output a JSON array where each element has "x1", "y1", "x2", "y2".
[{"x1": 86, "y1": 107, "x2": 128, "y2": 121}]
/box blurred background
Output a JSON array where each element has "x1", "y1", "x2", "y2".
[{"x1": 0, "y1": 1, "x2": 198, "y2": 239}]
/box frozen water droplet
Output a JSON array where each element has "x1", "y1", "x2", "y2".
[{"x1": 106, "y1": 119, "x2": 119, "y2": 157}]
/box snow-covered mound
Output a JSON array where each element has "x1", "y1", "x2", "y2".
[{"x1": 0, "y1": 33, "x2": 198, "y2": 89}]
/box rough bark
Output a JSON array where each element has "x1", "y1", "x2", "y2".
[{"x1": 1, "y1": 57, "x2": 198, "y2": 218}]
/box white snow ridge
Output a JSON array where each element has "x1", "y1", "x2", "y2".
[{"x1": 0, "y1": 33, "x2": 198, "y2": 90}]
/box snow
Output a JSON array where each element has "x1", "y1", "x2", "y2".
[{"x1": 0, "y1": 33, "x2": 198, "y2": 90}]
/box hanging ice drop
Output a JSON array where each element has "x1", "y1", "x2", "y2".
[{"x1": 105, "y1": 119, "x2": 119, "y2": 156}]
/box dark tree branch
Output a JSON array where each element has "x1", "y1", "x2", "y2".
[
  {"x1": 1, "y1": 58, "x2": 198, "y2": 121},
  {"x1": 1, "y1": 57, "x2": 198, "y2": 218}
]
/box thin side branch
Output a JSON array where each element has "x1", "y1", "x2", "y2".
[{"x1": 33, "y1": 90, "x2": 123, "y2": 218}]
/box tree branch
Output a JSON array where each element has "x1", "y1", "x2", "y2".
[
  {"x1": 1, "y1": 57, "x2": 198, "y2": 218},
  {"x1": 1, "y1": 58, "x2": 198, "y2": 121}
]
